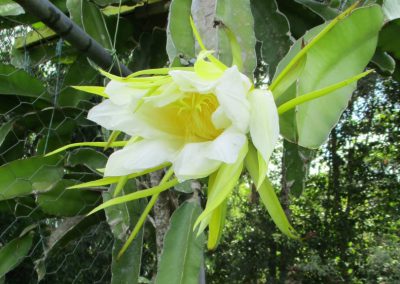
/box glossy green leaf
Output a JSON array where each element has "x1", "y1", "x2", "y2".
[
  {"x1": 14, "y1": 25, "x2": 57, "y2": 49},
  {"x1": 36, "y1": 180, "x2": 100, "y2": 217},
  {"x1": 58, "y1": 57, "x2": 100, "y2": 107},
  {"x1": 174, "y1": 180, "x2": 194, "y2": 194},
  {"x1": 155, "y1": 200, "x2": 205, "y2": 284},
  {"x1": 378, "y1": 19, "x2": 400, "y2": 59},
  {"x1": 0, "y1": 120, "x2": 13, "y2": 147},
  {"x1": 0, "y1": 232, "x2": 33, "y2": 278},
  {"x1": 274, "y1": 0, "x2": 323, "y2": 38},
  {"x1": 274, "y1": 5, "x2": 384, "y2": 148},
  {"x1": 250, "y1": 0, "x2": 292, "y2": 77},
  {"x1": 0, "y1": 155, "x2": 63, "y2": 201},
  {"x1": 166, "y1": 0, "x2": 195, "y2": 66},
  {"x1": 130, "y1": 29, "x2": 168, "y2": 71},
  {"x1": 371, "y1": 49, "x2": 396, "y2": 75},
  {"x1": 0, "y1": 64, "x2": 48, "y2": 101},
  {"x1": 66, "y1": 148, "x2": 108, "y2": 173},
  {"x1": 0, "y1": 1, "x2": 24, "y2": 16},
  {"x1": 294, "y1": 0, "x2": 339, "y2": 20}
]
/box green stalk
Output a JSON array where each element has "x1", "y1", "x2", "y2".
[
  {"x1": 44, "y1": 141, "x2": 128, "y2": 156},
  {"x1": 67, "y1": 163, "x2": 171, "y2": 189},
  {"x1": 117, "y1": 168, "x2": 176, "y2": 258},
  {"x1": 104, "y1": 130, "x2": 121, "y2": 150},
  {"x1": 270, "y1": 1, "x2": 360, "y2": 92},
  {"x1": 277, "y1": 70, "x2": 373, "y2": 115},
  {"x1": 87, "y1": 177, "x2": 178, "y2": 215},
  {"x1": 189, "y1": 17, "x2": 227, "y2": 70}
]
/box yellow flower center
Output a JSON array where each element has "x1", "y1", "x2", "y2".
[
  {"x1": 176, "y1": 93, "x2": 222, "y2": 142},
  {"x1": 138, "y1": 92, "x2": 222, "y2": 142}
]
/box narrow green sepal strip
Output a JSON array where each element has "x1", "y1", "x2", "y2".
[
  {"x1": 245, "y1": 143, "x2": 299, "y2": 239},
  {"x1": 277, "y1": 70, "x2": 373, "y2": 115},
  {"x1": 44, "y1": 141, "x2": 128, "y2": 156},
  {"x1": 113, "y1": 175, "x2": 129, "y2": 197},
  {"x1": 127, "y1": 67, "x2": 194, "y2": 78},
  {"x1": 67, "y1": 163, "x2": 170, "y2": 189},
  {"x1": 98, "y1": 68, "x2": 173, "y2": 87},
  {"x1": 222, "y1": 25, "x2": 243, "y2": 71},
  {"x1": 104, "y1": 130, "x2": 121, "y2": 150},
  {"x1": 71, "y1": 86, "x2": 108, "y2": 98},
  {"x1": 116, "y1": 167, "x2": 176, "y2": 258},
  {"x1": 189, "y1": 17, "x2": 227, "y2": 71},
  {"x1": 87, "y1": 178, "x2": 178, "y2": 216},
  {"x1": 270, "y1": 0, "x2": 361, "y2": 92},
  {"x1": 117, "y1": 193, "x2": 159, "y2": 259}
]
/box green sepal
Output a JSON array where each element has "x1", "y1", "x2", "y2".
[
  {"x1": 194, "y1": 141, "x2": 248, "y2": 231},
  {"x1": 244, "y1": 142, "x2": 267, "y2": 189},
  {"x1": 87, "y1": 178, "x2": 179, "y2": 216},
  {"x1": 245, "y1": 146, "x2": 299, "y2": 239}
]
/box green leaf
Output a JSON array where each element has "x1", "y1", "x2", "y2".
[
  {"x1": 36, "y1": 180, "x2": 100, "y2": 217},
  {"x1": 66, "y1": 0, "x2": 113, "y2": 50},
  {"x1": 0, "y1": 155, "x2": 64, "y2": 201},
  {"x1": 282, "y1": 139, "x2": 315, "y2": 197},
  {"x1": 155, "y1": 200, "x2": 205, "y2": 284},
  {"x1": 378, "y1": 19, "x2": 400, "y2": 59},
  {"x1": 14, "y1": 25, "x2": 57, "y2": 49},
  {"x1": 0, "y1": 232, "x2": 33, "y2": 278},
  {"x1": 66, "y1": 148, "x2": 108, "y2": 173},
  {"x1": 103, "y1": 181, "x2": 145, "y2": 284},
  {"x1": 0, "y1": 1, "x2": 24, "y2": 16},
  {"x1": 274, "y1": 5, "x2": 384, "y2": 148},
  {"x1": 130, "y1": 29, "x2": 168, "y2": 71},
  {"x1": 58, "y1": 56, "x2": 100, "y2": 107},
  {"x1": 166, "y1": 0, "x2": 195, "y2": 66},
  {"x1": 274, "y1": 0, "x2": 323, "y2": 38},
  {"x1": 250, "y1": 0, "x2": 292, "y2": 77},
  {"x1": 174, "y1": 180, "x2": 194, "y2": 194},
  {"x1": 0, "y1": 120, "x2": 13, "y2": 147},
  {"x1": 0, "y1": 64, "x2": 48, "y2": 101},
  {"x1": 294, "y1": 0, "x2": 339, "y2": 20},
  {"x1": 371, "y1": 49, "x2": 396, "y2": 75}
]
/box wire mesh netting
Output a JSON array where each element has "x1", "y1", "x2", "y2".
[{"x1": 0, "y1": 7, "x2": 167, "y2": 280}]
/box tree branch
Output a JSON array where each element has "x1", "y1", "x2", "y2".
[{"x1": 14, "y1": 0, "x2": 132, "y2": 77}]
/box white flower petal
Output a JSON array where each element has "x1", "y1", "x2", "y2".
[
  {"x1": 104, "y1": 139, "x2": 180, "y2": 176},
  {"x1": 105, "y1": 80, "x2": 147, "y2": 106},
  {"x1": 215, "y1": 66, "x2": 252, "y2": 132},
  {"x1": 211, "y1": 107, "x2": 232, "y2": 129},
  {"x1": 143, "y1": 82, "x2": 184, "y2": 107},
  {"x1": 169, "y1": 70, "x2": 217, "y2": 93},
  {"x1": 249, "y1": 89, "x2": 279, "y2": 166},
  {"x1": 206, "y1": 127, "x2": 247, "y2": 164},
  {"x1": 87, "y1": 99, "x2": 166, "y2": 138},
  {"x1": 173, "y1": 142, "x2": 222, "y2": 181}
]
